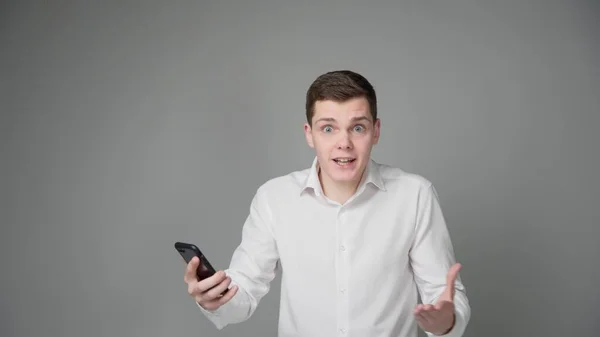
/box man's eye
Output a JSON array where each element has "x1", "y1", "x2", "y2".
[
  {"x1": 354, "y1": 125, "x2": 365, "y2": 132},
  {"x1": 323, "y1": 126, "x2": 333, "y2": 132}
]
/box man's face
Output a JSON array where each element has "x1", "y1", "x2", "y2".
[{"x1": 304, "y1": 96, "x2": 381, "y2": 187}]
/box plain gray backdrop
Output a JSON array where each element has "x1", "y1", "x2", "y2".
[{"x1": 2, "y1": 1, "x2": 599, "y2": 337}]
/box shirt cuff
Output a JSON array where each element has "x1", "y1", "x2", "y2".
[{"x1": 196, "y1": 301, "x2": 227, "y2": 330}]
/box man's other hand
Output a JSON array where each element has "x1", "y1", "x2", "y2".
[
  {"x1": 414, "y1": 263, "x2": 462, "y2": 335},
  {"x1": 184, "y1": 256, "x2": 239, "y2": 311}
]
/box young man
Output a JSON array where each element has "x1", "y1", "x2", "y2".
[{"x1": 183, "y1": 70, "x2": 471, "y2": 337}]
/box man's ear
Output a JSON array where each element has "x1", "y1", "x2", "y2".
[
  {"x1": 304, "y1": 123, "x2": 314, "y2": 148},
  {"x1": 372, "y1": 118, "x2": 381, "y2": 145}
]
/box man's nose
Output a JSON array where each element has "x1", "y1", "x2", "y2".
[{"x1": 336, "y1": 131, "x2": 353, "y2": 149}]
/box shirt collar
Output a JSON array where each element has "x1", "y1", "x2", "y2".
[{"x1": 301, "y1": 156, "x2": 386, "y2": 196}]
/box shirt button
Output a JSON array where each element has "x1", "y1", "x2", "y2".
[
  {"x1": 340, "y1": 328, "x2": 346, "y2": 333},
  {"x1": 340, "y1": 288, "x2": 346, "y2": 294},
  {"x1": 340, "y1": 245, "x2": 346, "y2": 251}
]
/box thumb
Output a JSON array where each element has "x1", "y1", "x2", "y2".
[
  {"x1": 438, "y1": 263, "x2": 461, "y2": 303},
  {"x1": 184, "y1": 256, "x2": 200, "y2": 283}
]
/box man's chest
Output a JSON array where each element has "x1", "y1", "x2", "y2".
[{"x1": 271, "y1": 198, "x2": 417, "y2": 278}]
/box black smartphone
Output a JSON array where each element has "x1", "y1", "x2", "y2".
[{"x1": 174, "y1": 241, "x2": 218, "y2": 281}]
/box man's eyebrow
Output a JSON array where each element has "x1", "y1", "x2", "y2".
[
  {"x1": 350, "y1": 116, "x2": 372, "y2": 123},
  {"x1": 314, "y1": 117, "x2": 337, "y2": 124},
  {"x1": 314, "y1": 116, "x2": 372, "y2": 124}
]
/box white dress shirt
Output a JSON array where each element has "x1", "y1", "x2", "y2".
[{"x1": 198, "y1": 157, "x2": 471, "y2": 337}]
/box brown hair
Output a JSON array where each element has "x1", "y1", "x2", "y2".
[{"x1": 305, "y1": 70, "x2": 377, "y2": 125}]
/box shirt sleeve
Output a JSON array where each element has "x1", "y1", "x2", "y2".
[
  {"x1": 409, "y1": 183, "x2": 471, "y2": 337},
  {"x1": 198, "y1": 186, "x2": 280, "y2": 330}
]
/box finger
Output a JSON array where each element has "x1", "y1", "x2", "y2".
[
  {"x1": 199, "y1": 284, "x2": 239, "y2": 310},
  {"x1": 197, "y1": 270, "x2": 228, "y2": 293},
  {"x1": 205, "y1": 276, "x2": 233, "y2": 299},
  {"x1": 415, "y1": 312, "x2": 432, "y2": 326},
  {"x1": 419, "y1": 310, "x2": 437, "y2": 322},
  {"x1": 184, "y1": 257, "x2": 200, "y2": 283},
  {"x1": 445, "y1": 263, "x2": 462, "y2": 296},
  {"x1": 414, "y1": 303, "x2": 433, "y2": 314},
  {"x1": 414, "y1": 304, "x2": 431, "y2": 316},
  {"x1": 217, "y1": 285, "x2": 239, "y2": 304},
  {"x1": 415, "y1": 313, "x2": 429, "y2": 327},
  {"x1": 414, "y1": 304, "x2": 425, "y2": 314},
  {"x1": 426, "y1": 306, "x2": 443, "y2": 319},
  {"x1": 188, "y1": 281, "x2": 197, "y2": 297},
  {"x1": 421, "y1": 304, "x2": 438, "y2": 318}
]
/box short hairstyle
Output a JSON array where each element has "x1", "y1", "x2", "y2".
[{"x1": 305, "y1": 70, "x2": 377, "y2": 125}]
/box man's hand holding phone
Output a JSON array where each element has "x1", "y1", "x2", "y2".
[{"x1": 184, "y1": 256, "x2": 239, "y2": 311}]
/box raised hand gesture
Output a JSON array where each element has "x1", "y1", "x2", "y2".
[{"x1": 414, "y1": 263, "x2": 462, "y2": 335}]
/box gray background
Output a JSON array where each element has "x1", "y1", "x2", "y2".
[{"x1": 2, "y1": 1, "x2": 599, "y2": 337}]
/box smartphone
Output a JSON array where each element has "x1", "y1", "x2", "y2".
[{"x1": 174, "y1": 241, "x2": 219, "y2": 281}]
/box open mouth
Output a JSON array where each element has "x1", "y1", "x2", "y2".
[{"x1": 333, "y1": 157, "x2": 356, "y2": 166}]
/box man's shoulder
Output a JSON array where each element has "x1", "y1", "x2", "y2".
[
  {"x1": 374, "y1": 161, "x2": 434, "y2": 191},
  {"x1": 254, "y1": 166, "x2": 311, "y2": 196}
]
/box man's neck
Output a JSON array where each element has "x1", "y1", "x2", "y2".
[{"x1": 318, "y1": 168, "x2": 366, "y2": 205}]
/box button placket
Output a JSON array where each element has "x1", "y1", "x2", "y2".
[{"x1": 336, "y1": 206, "x2": 349, "y2": 336}]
